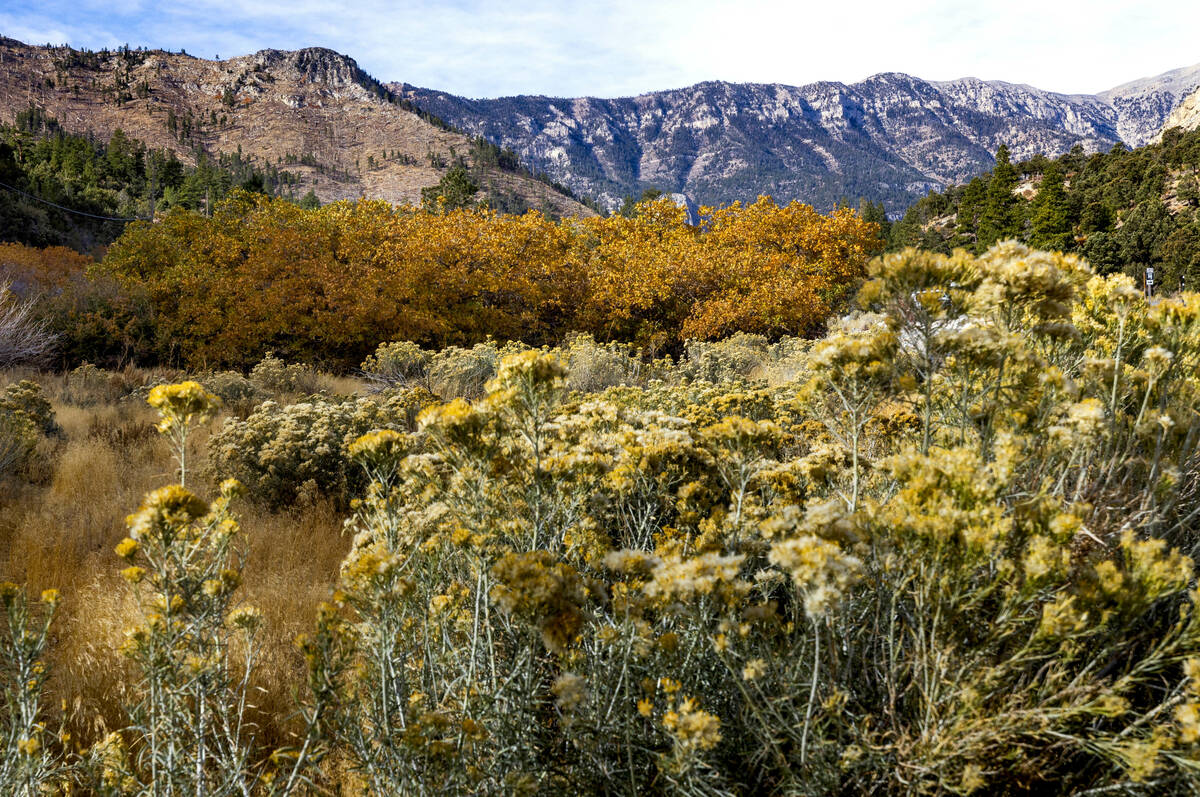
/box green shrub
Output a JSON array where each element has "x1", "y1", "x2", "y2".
[
  {"x1": 248, "y1": 352, "x2": 322, "y2": 396},
  {"x1": 680, "y1": 332, "x2": 771, "y2": 383},
  {"x1": 0, "y1": 407, "x2": 37, "y2": 480},
  {"x1": 63, "y1": 363, "x2": 123, "y2": 406},
  {"x1": 199, "y1": 370, "x2": 259, "y2": 404},
  {"x1": 62, "y1": 363, "x2": 168, "y2": 406},
  {"x1": 559, "y1": 333, "x2": 654, "y2": 393},
  {"x1": 426, "y1": 341, "x2": 504, "y2": 399}
]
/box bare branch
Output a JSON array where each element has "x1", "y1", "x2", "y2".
[{"x1": 0, "y1": 281, "x2": 58, "y2": 368}]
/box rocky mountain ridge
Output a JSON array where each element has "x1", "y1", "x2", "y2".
[
  {"x1": 3, "y1": 35, "x2": 1197, "y2": 218},
  {"x1": 0, "y1": 38, "x2": 594, "y2": 217},
  {"x1": 394, "y1": 64, "x2": 1200, "y2": 212}
]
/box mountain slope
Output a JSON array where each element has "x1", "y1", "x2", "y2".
[
  {"x1": 395, "y1": 64, "x2": 1200, "y2": 212},
  {"x1": 0, "y1": 38, "x2": 595, "y2": 218}
]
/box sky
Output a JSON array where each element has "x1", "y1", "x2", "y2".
[{"x1": 1, "y1": 0, "x2": 1198, "y2": 99}]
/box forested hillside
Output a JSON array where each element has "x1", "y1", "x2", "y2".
[
  {"x1": 889, "y1": 127, "x2": 1200, "y2": 287},
  {"x1": 0, "y1": 106, "x2": 301, "y2": 251}
]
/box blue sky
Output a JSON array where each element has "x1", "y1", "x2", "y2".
[{"x1": 2, "y1": 0, "x2": 1198, "y2": 98}]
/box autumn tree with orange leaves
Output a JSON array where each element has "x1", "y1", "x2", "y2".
[
  {"x1": 97, "y1": 191, "x2": 881, "y2": 368},
  {"x1": 579, "y1": 196, "x2": 883, "y2": 350}
]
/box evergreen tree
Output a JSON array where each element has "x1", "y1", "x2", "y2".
[
  {"x1": 978, "y1": 144, "x2": 1020, "y2": 248},
  {"x1": 1029, "y1": 161, "x2": 1072, "y2": 251},
  {"x1": 857, "y1": 198, "x2": 891, "y2": 244},
  {"x1": 421, "y1": 166, "x2": 479, "y2": 213},
  {"x1": 955, "y1": 177, "x2": 986, "y2": 251},
  {"x1": 1162, "y1": 221, "x2": 1200, "y2": 290},
  {"x1": 618, "y1": 188, "x2": 665, "y2": 218}
]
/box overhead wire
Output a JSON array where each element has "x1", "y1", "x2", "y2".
[{"x1": 0, "y1": 179, "x2": 145, "y2": 221}]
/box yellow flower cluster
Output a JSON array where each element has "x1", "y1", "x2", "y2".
[
  {"x1": 147, "y1": 381, "x2": 221, "y2": 433},
  {"x1": 662, "y1": 696, "x2": 722, "y2": 752},
  {"x1": 125, "y1": 485, "x2": 210, "y2": 542},
  {"x1": 768, "y1": 534, "x2": 862, "y2": 618}
]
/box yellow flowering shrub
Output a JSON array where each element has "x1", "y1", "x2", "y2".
[
  {"x1": 0, "y1": 583, "x2": 63, "y2": 792},
  {"x1": 360, "y1": 339, "x2": 431, "y2": 387},
  {"x1": 11, "y1": 241, "x2": 1200, "y2": 793},
  {"x1": 208, "y1": 387, "x2": 437, "y2": 507},
  {"x1": 0, "y1": 402, "x2": 38, "y2": 480},
  {"x1": 1, "y1": 380, "x2": 58, "y2": 437},
  {"x1": 315, "y1": 243, "x2": 1200, "y2": 794}
]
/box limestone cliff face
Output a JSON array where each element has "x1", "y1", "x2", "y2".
[
  {"x1": 1157, "y1": 86, "x2": 1200, "y2": 139},
  {"x1": 395, "y1": 64, "x2": 1200, "y2": 212},
  {"x1": 1099, "y1": 63, "x2": 1200, "y2": 144}
]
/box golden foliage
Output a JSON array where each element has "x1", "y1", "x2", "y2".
[{"x1": 100, "y1": 192, "x2": 882, "y2": 367}]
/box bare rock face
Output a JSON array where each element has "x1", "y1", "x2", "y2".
[
  {"x1": 395, "y1": 63, "x2": 1200, "y2": 212},
  {"x1": 1099, "y1": 63, "x2": 1200, "y2": 144},
  {"x1": 1157, "y1": 86, "x2": 1200, "y2": 139}
]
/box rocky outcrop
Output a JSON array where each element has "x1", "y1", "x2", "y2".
[
  {"x1": 1099, "y1": 63, "x2": 1200, "y2": 144},
  {"x1": 1157, "y1": 86, "x2": 1200, "y2": 139},
  {"x1": 395, "y1": 63, "x2": 1200, "y2": 212}
]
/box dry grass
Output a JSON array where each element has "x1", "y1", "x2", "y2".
[
  {"x1": 0, "y1": 367, "x2": 352, "y2": 753},
  {"x1": 236, "y1": 498, "x2": 349, "y2": 749}
]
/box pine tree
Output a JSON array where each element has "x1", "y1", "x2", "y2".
[
  {"x1": 421, "y1": 166, "x2": 479, "y2": 213},
  {"x1": 1029, "y1": 161, "x2": 1072, "y2": 251},
  {"x1": 955, "y1": 178, "x2": 986, "y2": 251},
  {"x1": 857, "y1": 199, "x2": 891, "y2": 245},
  {"x1": 978, "y1": 144, "x2": 1020, "y2": 249}
]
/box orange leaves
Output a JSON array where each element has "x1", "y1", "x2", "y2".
[
  {"x1": 582, "y1": 196, "x2": 883, "y2": 347},
  {"x1": 0, "y1": 242, "x2": 94, "y2": 292},
  {"x1": 97, "y1": 191, "x2": 882, "y2": 368}
]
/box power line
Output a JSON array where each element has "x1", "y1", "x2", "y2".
[{"x1": 0, "y1": 179, "x2": 144, "y2": 222}]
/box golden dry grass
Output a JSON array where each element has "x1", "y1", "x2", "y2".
[{"x1": 0, "y1": 368, "x2": 353, "y2": 752}]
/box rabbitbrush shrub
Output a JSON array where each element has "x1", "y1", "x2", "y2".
[
  {"x1": 207, "y1": 387, "x2": 438, "y2": 508},
  {"x1": 9, "y1": 242, "x2": 1200, "y2": 794},
  {"x1": 0, "y1": 381, "x2": 58, "y2": 437},
  {"x1": 360, "y1": 340, "x2": 431, "y2": 388},
  {"x1": 320, "y1": 243, "x2": 1200, "y2": 794}
]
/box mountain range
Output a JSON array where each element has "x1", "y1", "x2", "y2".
[
  {"x1": 395, "y1": 65, "x2": 1200, "y2": 212},
  {"x1": 0, "y1": 36, "x2": 1198, "y2": 217},
  {"x1": 0, "y1": 38, "x2": 594, "y2": 218}
]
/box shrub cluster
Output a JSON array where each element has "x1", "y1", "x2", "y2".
[
  {"x1": 207, "y1": 387, "x2": 438, "y2": 508},
  {"x1": 248, "y1": 352, "x2": 323, "y2": 395},
  {"x1": 324, "y1": 243, "x2": 1200, "y2": 793},
  {"x1": 10, "y1": 243, "x2": 1200, "y2": 794},
  {"x1": 92, "y1": 192, "x2": 880, "y2": 368},
  {"x1": 0, "y1": 380, "x2": 56, "y2": 480}
]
